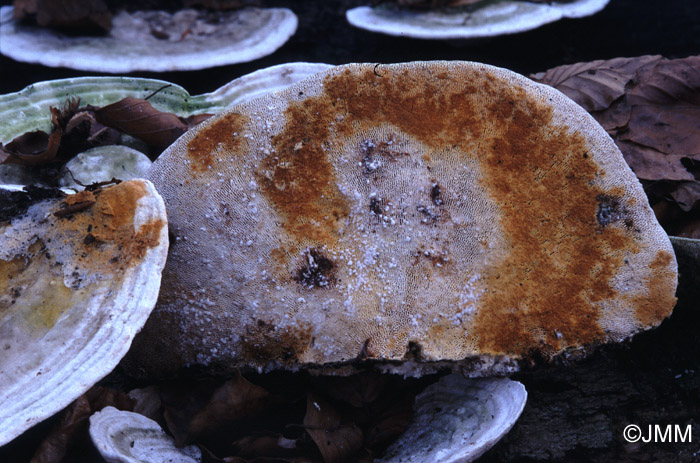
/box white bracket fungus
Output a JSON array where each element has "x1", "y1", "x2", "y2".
[
  {"x1": 0, "y1": 180, "x2": 168, "y2": 445},
  {"x1": 346, "y1": 0, "x2": 609, "y2": 39},
  {"x1": 89, "y1": 406, "x2": 201, "y2": 463},
  {"x1": 125, "y1": 61, "x2": 677, "y2": 379},
  {"x1": 0, "y1": 6, "x2": 298, "y2": 72},
  {"x1": 379, "y1": 374, "x2": 527, "y2": 463}
]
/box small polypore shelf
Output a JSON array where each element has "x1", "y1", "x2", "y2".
[
  {"x1": 0, "y1": 5, "x2": 298, "y2": 72},
  {"x1": 346, "y1": 0, "x2": 609, "y2": 39},
  {"x1": 0, "y1": 180, "x2": 168, "y2": 445},
  {"x1": 89, "y1": 406, "x2": 202, "y2": 463},
  {"x1": 124, "y1": 61, "x2": 677, "y2": 379}
]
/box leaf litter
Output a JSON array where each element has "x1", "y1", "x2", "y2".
[
  {"x1": 0, "y1": 371, "x2": 435, "y2": 463},
  {"x1": 0, "y1": 92, "x2": 212, "y2": 185},
  {"x1": 533, "y1": 54, "x2": 700, "y2": 238}
]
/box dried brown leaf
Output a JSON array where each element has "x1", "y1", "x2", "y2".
[
  {"x1": 29, "y1": 395, "x2": 91, "y2": 463},
  {"x1": 183, "y1": 113, "x2": 215, "y2": 128},
  {"x1": 161, "y1": 378, "x2": 219, "y2": 447},
  {"x1": 3, "y1": 129, "x2": 62, "y2": 165},
  {"x1": 676, "y1": 217, "x2": 700, "y2": 239},
  {"x1": 617, "y1": 141, "x2": 696, "y2": 181},
  {"x1": 532, "y1": 56, "x2": 661, "y2": 112},
  {"x1": 128, "y1": 386, "x2": 163, "y2": 422},
  {"x1": 669, "y1": 181, "x2": 700, "y2": 212},
  {"x1": 314, "y1": 372, "x2": 388, "y2": 408},
  {"x1": 627, "y1": 57, "x2": 700, "y2": 106},
  {"x1": 188, "y1": 373, "x2": 271, "y2": 440},
  {"x1": 535, "y1": 55, "x2": 700, "y2": 224},
  {"x1": 96, "y1": 97, "x2": 188, "y2": 148},
  {"x1": 162, "y1": 374, "x2": 271, "y2": 447},
  {"x1": 303, "y1": 393, "x2": 363, "y2": 463},
  {"x1": 623, "y1": 104, "x2": 700, "y2": 156}
]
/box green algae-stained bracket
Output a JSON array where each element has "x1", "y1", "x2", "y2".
[
  {"x1": 347, "y1": 0, "x2": 609, "y2": 40},
  {"x1": 0, "y1": 77, "x2": 196, "y2": 144},
  {"x1": 0, "y1": 63, "x2": 333, "y2": 145}
]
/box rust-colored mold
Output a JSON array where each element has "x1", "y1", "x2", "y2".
[{"x1": 186, "y1": 112, "x2": 250, "y2": 173}]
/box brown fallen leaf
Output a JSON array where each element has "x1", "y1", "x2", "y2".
[
  {"x1": 303, "y1": 393, "x2": 363, "y2": 463},
  {"x1": 188, "y1": 373, "x2": 271, "y2": 441},
  {"x1": 2, "y1": 130, "x2": 62, "y2": 165},
  {"x1": 162, "y1": 373, "x2": 272, "y2": 447},
  {"x1": 533, "y1": 55, "x2": 700, "y2": 232},
  {"x1": 313, "y1": 372, "x2": 388, "y2": 409},
  {"x1": 95, "y1": 97, "x2": 189, "y2": 148}
]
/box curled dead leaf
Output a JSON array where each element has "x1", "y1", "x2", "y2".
[
  {"x1": 95, "y1": 97, "x2": 188, "y2": 148},
  {"x1": 303, "y1": 393, "x2": 363, "y2": 463},
  {"x1": 162, "y1": 373, "x2": 271, "y2": 447},
  {"x1": 534, "y1": 55, "x2": 700, "y2": 231}
]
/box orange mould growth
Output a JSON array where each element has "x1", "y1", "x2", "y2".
[{"x1": 126, "y1": 61, "x2": 678, "y2": 378}]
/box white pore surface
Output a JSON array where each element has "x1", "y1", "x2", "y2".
[
  {"x1": 129, "y1": 61, "x2": 675, "y2": 379},
  {"x1": 346, "y1": 0, "x2": 609, "y2": 39},
  {"x1": 379, "y1": 374, "x2": 527, "y2": 463},
  {"x1": 0, "y1": 7, "x2": 297, "y2": 72},
  {"x1": 90, "y1": 407, "x2": 201, "y2": 463}
]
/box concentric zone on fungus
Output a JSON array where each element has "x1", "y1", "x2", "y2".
[{"x1": 144, "y1": 62, "x2": 676, "y2": 371}]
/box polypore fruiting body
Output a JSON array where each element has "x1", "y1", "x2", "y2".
[
  {"x1": 125, "y1": 61, "x2": 677, "y2": 379},
  {"x1": 346, "y1": 0, "x2": 609, "y2": 39},
  {"x1": 89, "y1": 407, "x2": 201, "y2": 463},
  {"x1": 379, "y1": 375, "x2": 527, "y2": 463},
  {"x1": 0, "y1": 6, "x2": 297, "y2": 72},
  {"x1": 59, "y1": 145, "x2": 153, "y2": 188},
  {"x1": 0, "y1": 180, "x2": 168, "y2": 445}
]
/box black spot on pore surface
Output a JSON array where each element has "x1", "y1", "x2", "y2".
[
  {"x1": 596, "y1": 194, "x2": 626, "y2": 227},
  {"x1": 295, "y1": 248, "x2": 335, "y2": 289},
  {"x1": 431, "y1": 182, "x2": 443, "y2": 206},
  {"x1": 369, "y1": 197, "x2": 383, "y2": 215},
  {"x1": 0, "y1": 185, "x2": 65, "y2": 223}
]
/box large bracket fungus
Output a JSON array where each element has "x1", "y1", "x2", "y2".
[
  {"x1": 0, "y1": 180, "x2": 168, "y2": 445},
  {"x1": 346, "y1": 0, "x2": 609, "y2": 39},
  {"x1": 125, "y1": 61, "x2": 678, "y2": 380},
  {"x1": 0, "y1": 6, "x2": 298, "y2": 72}
]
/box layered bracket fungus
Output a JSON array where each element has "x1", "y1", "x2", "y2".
[
  {"x1": 0, "y1": 6, "x2": 297, "y2": 72},
  {"x1": 346, "y1": 0, "x2": 609, "y2": 39},
  {"x1": 127, "y1": 61, "x2": 678, "y2": 378},
  {"x1": 378, "y1": 375, "x2": 526, "y2": 463},
  {"x1": 121, "y1": 61, "x2": 677, "y2": 460},
  {"x1": 89, "y1": 407, "x2": 202, "y2": 463},
  {"x1": 0, "y1": 180, "x2": 168, "y2": 445}
]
